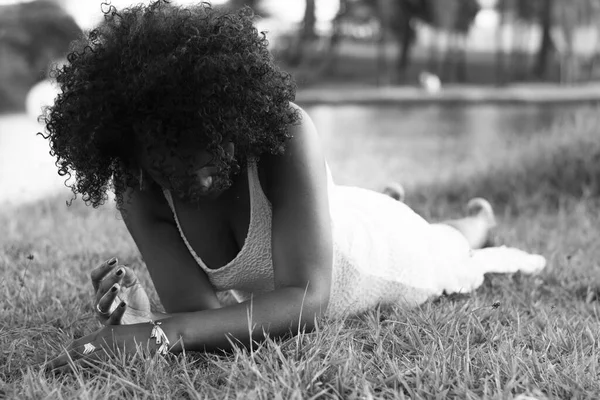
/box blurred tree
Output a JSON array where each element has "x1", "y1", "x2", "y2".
[
  {"x1": 302, "y1": 0, "x2": 376, "y2": 80},
  {"x1": 428, "y1": 0, "x2": 480, "y2": 82},
  {"x1": 495, "y1": 0, "x2": 507, "y2": 84},
  {"x1": 394, "y1": 0, "x2": 430, "y2": 81},
  {"x1": 226, "y1": 0, "x2": 262, "y2": 13},
  {"x1": 302, "y1": 0, "x2": 317, "y2": 41},
  {"x1": 317, "y1": 0, "x2": 350, "y2": 74},
  {"x1": 0, "y1": 0, "x2": 81, "y2": 76},
  {"x1": 0, "y1": 0, "x2": 81, "y2": 111},
  {"x1": 285, "y1": 0, "x2": 317, "y2": 66},
  {"x1": 498, "y1": 0, "x2": 597, "y2": 82},
  {"x1": 534, "y1": 0, "x2": 554, "y2": 79},
  {"x1": 496, "y1": 0, "x2": 540, "y2": 80},
  {"x1": 388, "y1": 0, "x2": 432, "y2": 82},
  {"x1": 360, "y1": 0, "x2": 432, "y2": 83},
  {"x1": 584, "y1": 0, "x2": 600, "y2": 79}
]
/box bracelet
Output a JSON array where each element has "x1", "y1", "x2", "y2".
[{"x1": 150, "y1": 320, "x2": 170, "y2": 356}]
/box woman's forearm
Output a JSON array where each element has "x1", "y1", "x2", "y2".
[
  {"x1": 150, "y1": 311, "x2": 171, "y2": 321},
  {"x1": 159, "y1": 286, "x2": 328, "y2": 353}
]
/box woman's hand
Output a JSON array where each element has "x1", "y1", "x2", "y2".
[
  {"x1": 91, "y1": 258, "x2": 152, "y2": 325},
  {"x1": 45, "y1": 323, "x2": 169, "y2": 372}
]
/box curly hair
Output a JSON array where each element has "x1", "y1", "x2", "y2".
[{"x1": 40, "y1": 0, "x2": 300, "y2": 208}]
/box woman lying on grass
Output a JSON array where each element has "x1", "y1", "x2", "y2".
[{"x1": 41, "y1": 1, "x2": 546, "y2": 369}]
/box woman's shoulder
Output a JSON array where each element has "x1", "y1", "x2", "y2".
[
  {"x1": 258, "y1": 102, "x2": 327, "y2": 202},
  {"x1": 262, "y1": 102, "x2": 319, "y2": 162}
]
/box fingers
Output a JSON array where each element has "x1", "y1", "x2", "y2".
[
  {"x1": 97, "y1": 283, "x2": 120, "y2": 317},
  {"x1": 96, "y1": 266, "x2": 126, "y2": 301},
  {"x1": 91, "y1": 257, "x2": 118, "y2": 292},
  {"x1": 122, "y1": 266, "x2": 143, "y2": 288},
  {"x1": 106, "y1": 301, "x2": 127, "y2": 325}
]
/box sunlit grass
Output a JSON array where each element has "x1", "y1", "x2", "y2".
[{"x1": 1, "y1": 108, "x2": 599, "y2": 398}]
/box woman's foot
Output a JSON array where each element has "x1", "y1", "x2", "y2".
[
  {"x1": 439, "y1": 198, "x2": 498, "y2": 249},
  {"x1": 382, "y1": 182, "x2": 405, "y2": 202},
  {"x1": 466, "y1": 198, "x2": 497, "y2": 248},
  {"x1": 466, "y1": 198, "x2": 497, "y2": 229}
]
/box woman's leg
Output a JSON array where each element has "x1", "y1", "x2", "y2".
[
  {"x1": 437, "y1": 198, "x2": 497, "y2": 250},
  {"x1": 382, "y1": 185, "x2": 496, "y2": 250}
]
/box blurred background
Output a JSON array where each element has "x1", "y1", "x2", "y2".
[{"x1": 0, "y1": 0, "x2": 598, "y2": 207}]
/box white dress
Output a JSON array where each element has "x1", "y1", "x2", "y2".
[{"x1": 163, "y1": 161, "x2": 546, "y2": 318}]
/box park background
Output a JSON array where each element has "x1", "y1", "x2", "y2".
[{"x1": 1, "y1": 0, "x2": 600, "y2": 399}]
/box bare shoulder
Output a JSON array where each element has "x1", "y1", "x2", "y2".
[
  {"x1": 258, "y1": 102, "x2": 332, "y2": 297},
  {"x1": 259, "y1": 102, "x2": 326, "y2": 199},
  {"x1": 288, "y1": 102, "x2": 317, "y2": 137}
]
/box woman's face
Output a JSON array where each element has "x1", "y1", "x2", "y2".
[{"x1": 138, "y1": 141, "x2": 235, "y2": 202}]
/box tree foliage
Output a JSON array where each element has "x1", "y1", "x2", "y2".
[
  {"x1": 0, "y1": 0, "x2": 81, "y2": 111},
  {"x1": 0, "y1": 0, "x2": 81, "y2": 72}
]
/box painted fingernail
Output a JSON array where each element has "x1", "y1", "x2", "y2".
[
  {"x1": 108, "y1": 257, "x2": 117, "y2": 265},
  {"x1": 116, "y1": 268, "x2": 124, "y2": 276},
  {"x1": 120, "y1": 301, "x2": 126, "y2": 308},
  {"x1": 111, "y1": 285, "x2": 118, "y2": 292}
]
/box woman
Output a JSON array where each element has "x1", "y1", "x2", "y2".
[{"x1": 42, "y1": 1, "x2": 545, "y2": 369}]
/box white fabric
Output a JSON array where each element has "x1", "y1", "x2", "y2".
[{"x1": 163, "y1": 162, "x2": 546, "y2": 318}]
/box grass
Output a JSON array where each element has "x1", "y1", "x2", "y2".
[{"x1": 1, "y1": 108, "x2": 600, "y2": 399}]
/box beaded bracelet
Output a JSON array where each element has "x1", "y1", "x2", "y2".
[{"x1": 150, "y1": 320, "x2": 171, "y2": 356}]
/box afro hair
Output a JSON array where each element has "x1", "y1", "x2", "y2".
[{"x1": 40, "y1": 0, "x2": 300, "y2": 208}]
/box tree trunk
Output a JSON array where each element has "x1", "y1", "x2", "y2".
[
  {"x1": 316, "y1": 0, "x2": 348, "y2": 75},
  {"x1": 533, "y1": 0, "x2": 554, "y2": 80},
  {"x1": 559, "y1": 2, "x2": 577, "y2": 84},
  {"x1": 495, "y1": 0, "x2": 506, "y2": 84},
  {"x1": 428, "y1": 29, "x2": 440, "y2": 75},
  {"x1": 395, "y1": 9, "x2": 414, "y2": 84},
  {"x1": 456, "y1": 34, "x2": 468, "y2": 82},
  {"x1": 286, "y1": 0, "x2": 317, "y2": 67},
  {"x1": 301, "y1": 0, "x2": 317, "y2": 41},
  {"x1": 376, "y1": 0, "x2": 391, "y2": 85},
  {"x1": 397, "y1": 22, "x2": 413, "y2": 83},
  {"x1": 442, "y1": 33, "x2": 457, "y2": 82}
]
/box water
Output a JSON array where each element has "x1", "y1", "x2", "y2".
[
  {"x1": 306, "y1": 103, "x2": 584, "y2": 190},
  {"x1": 0, "y1": 104, "x2": 586, "y2": 206},
  {"x1": 0, "y1": 114, "x2": 68, "y2": 207}
]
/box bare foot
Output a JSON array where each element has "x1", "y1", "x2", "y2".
[
  {"x1": 466, "y1": 198, "x2": 496, "y2": 227},
  {"x1": 466, "y1": 198, "x2": 497, "y2": 247},
  {"x1": 382, "y1": 182, "x2": 405, "y2": 202}
]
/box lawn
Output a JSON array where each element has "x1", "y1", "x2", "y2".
[{"x1": 1, "y1": 107, "x2": 599, "y2": 399}]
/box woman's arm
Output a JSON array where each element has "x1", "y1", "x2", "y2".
[
  {"x1": 120, "y1": 183, "x2": 222, "y2": 313},
  {"x1": 157, "y1": 105, "x2": 334, "y2": 351},
  {"x1": 48, "y1": 107, "x2": 332, "y2": 369}
]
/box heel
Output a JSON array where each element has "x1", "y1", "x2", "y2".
[
  {"x1": 466, "y1": 197, "x2": 497, "y2": 228},
  {"x1": 382, "y1": 182, "x2": 405, "y2": 202}
]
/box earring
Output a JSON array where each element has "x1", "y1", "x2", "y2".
[{"x1": 139, "y1": 167, "x2": 144, "y2": 191}]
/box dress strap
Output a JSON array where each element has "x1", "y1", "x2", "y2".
[
  {"x1": 162, "y1": 188, "x2": 212, "y2": 272},
  {"x1": 161, "y1": 161, "x2": 262, "y2": 274}
]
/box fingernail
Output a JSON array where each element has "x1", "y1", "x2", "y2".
[
  {"x1": 111, "y1": 285, "x2": 118, "y2": 292},
  {"x1": 108, "y1": 257, "x2": 117, "y2": 265},
  {"x1": 116, "y1": 268, "x2": 124, "y2": 276},
  {"x1": 120, "y1": 301, "x2": 126, "y2": 308}
]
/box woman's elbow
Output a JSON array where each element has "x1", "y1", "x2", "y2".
[{"x1": 297, "y1": 285, "x2": 330, "y2": 330}]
